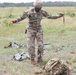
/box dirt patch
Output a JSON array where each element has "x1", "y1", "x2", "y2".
[
  {"x1": 34, "y1": 67, "x2": 43, "y2": 74},
  {"x1": 0, "y1": 72, "x2": 11, "y2": 75},
  {"x1": 0, "y1": 24, "x2": 2, "y2": 26}
]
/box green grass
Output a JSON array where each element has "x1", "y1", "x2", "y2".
[{"x1": 0, "y1": 7, "x2": 76, "y2": 75}]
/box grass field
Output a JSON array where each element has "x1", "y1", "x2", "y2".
[{"x1": 0, "y1": 7, "x2": 76, "y2": 75}]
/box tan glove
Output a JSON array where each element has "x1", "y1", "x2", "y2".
[
  {"x1": 59, "y1": 13, "x2": 64, "y2": 18},
  {"x1": 10, "y1": 21, "x2": 14, "y2": 24}
]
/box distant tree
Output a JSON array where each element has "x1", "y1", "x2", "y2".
[{"x1": 0, "y1": 2, "x2": 76, "y2": 7}]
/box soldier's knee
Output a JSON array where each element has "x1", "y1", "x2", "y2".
[{"x1": 38, "y1": 45, "x2": 44, "y2": 50}]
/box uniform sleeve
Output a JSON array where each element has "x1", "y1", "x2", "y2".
[
  {"x1": 42, "y1": 10, "x2": 60, "y2": 19},
  {"x1": 13, "y1": 11, "x2": 28, "y2": 23}
]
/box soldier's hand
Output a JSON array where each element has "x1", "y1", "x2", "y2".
[
  {"x1": 9, "y1": 20, "x2": 14, "y2": 25},
  {"x1": 59, "y1": 13, "x2": 64, "y2": 18}
]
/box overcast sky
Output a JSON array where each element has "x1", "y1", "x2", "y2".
[{"x1": 0, "y1": 0, "x2": 76, "y2": 3}]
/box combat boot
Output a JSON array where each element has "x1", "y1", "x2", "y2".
[
  {"x1": 31, "y1": 59, "x2": 37, "y2": 65},
  {"x1": 37, "y1": 58, "x2": 43, "y2": 63}
]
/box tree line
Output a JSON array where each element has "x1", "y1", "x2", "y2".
[{"x1": 0, "y1": 1, "x2": 76, "y2": 7}]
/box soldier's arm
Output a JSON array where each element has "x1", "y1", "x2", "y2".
[
  {"x1": 42, "y1": 10, "x2": 64, "y2": 19},
  {"x1": 11, "y1": 11, "x2": 28, "y2": 23}
]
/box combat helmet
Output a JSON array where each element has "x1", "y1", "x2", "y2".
[{"x1": 33, "y1": 0, "x2": 42, "y2": 8}]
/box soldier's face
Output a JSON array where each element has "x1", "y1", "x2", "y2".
[{"x1": 35, "y1": 7, "x2": 41, "y2": 12}]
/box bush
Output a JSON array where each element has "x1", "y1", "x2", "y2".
[
  {"x1": 66, "y1": 12, "x2": 76, "y2": 17},
  {"x1": 73, "y1": 58, "x2": 76, "y2": 63},
  {"x1": 2, "y1": 20, "x2": 9, "y2": 26}
]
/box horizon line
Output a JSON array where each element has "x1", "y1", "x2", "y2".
[{"x1": 0, "y1": 1, "x2": 76, "y2": 3}]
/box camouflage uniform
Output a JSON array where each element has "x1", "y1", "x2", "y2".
[
  {"x1": 12, "y1": 7, "x2": 61, "y2": 60},
  {"x1": 44, "y1": 58, "x2": 70, "y2": 75}
]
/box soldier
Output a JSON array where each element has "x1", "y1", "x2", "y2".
[{"x1": 10, "y1": 0, "x2": 64, "y2": 65}]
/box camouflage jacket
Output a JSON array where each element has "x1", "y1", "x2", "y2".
[{"x1": 13, "y1": 7, "x2": 60, "y2": 30}]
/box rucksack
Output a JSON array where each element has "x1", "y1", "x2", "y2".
[{"x1": 44, "y1": 58, "x2": 70, "y2": 75}]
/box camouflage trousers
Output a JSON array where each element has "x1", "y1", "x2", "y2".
[{"x1": 27, "y1": 29, "x2": 44, "y2": 60}]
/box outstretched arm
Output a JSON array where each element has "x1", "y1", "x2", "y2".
[
  {"x1": 10, "y1": 11, "x2": 28, "y2": 23},
  {"x1": 42, "y1": 10, "x2": 64, "y2": 19}
]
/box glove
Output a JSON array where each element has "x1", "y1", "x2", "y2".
[
  {"x1": 9, "y1": 20, "x2": 15, "y2": 25},
  {"x1": 10, "y1": 21, "x2": 13, "y2": 24},
  {"x1": 59, "y1": 13, "x2": 64, "y2": 18}
]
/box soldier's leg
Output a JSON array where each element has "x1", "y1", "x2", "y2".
[
  {"x1": 36, "y1": 30, "x2": 44, "y2": 62},
  {"x1": 27, "y1": 31, "x2": 35, "y2": 60}
]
